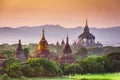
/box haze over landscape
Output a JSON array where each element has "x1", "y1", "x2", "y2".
[
  {"x1": 0, "y1": 0, "x2": 120, "y2": 46},
  {"x1": 0, "y1": 1, "x2": 120, "y2": 79},
  {"x1": 0, "y1": 25, "x2": 120, "y2": 46}
]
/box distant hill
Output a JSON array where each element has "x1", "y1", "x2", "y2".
[{"x1": 0, "y1": 25, "x2": 120, "y2": 46}]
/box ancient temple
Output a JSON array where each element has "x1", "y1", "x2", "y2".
[
  {"x1": 55, "y1": 41, "x2": 61, "y2": 56},
  {"x1": 60, "y1": 36, "x2": 76, "y2": 64},
  {"x1": 78, "y1": 19, "x2": 95, "y2": 47},
  {"x1": 56, "y1": 41, "x2": 60, "y2": 46},
  {"x1": 61, "y1": 39, "x2": 65, "y2": 47},
  {"x1": 0, "y1": 56, "x2": 5, "y2": 67},
  {"x1": 15, "y1": 40, "x2": 26, "y2": 62},
  {"x1": 77, "y1": 19, "x2": 101, "y2": 48},
  {"x1": 36, "y1": 29, "x2": 53, "y2": 59}
]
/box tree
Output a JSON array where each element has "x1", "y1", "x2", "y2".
[
  {"x1": 83, "y1": 56, "x2": 105, "y2": 73},
  {"x1": 105, "y1": 52, "x2": 120, "y2": 72},
  {"x1": 78, "y1": 60, "x2": 89, "y2": 74},
  {"x1": 24, "y1": 48, "x2": 30, "y2": 59},
  {"x1": 74, "y1": 47, "x2": 88, "y2": 59},
  {"x1": 64, "y1": 64, "x2": 83, "y2": 75},
  {"x1": 0, "y1": 50, "x2": 14, "y2": 58},
  {"x1": 21, "y1": 63, "x2": 43, "y2": 77},
  {"x1": 27, "y1": 58, "x2": 62, "y2": 77},
  {"x1": 107, "y1": 52, "x2": 120, "y2": 60},
  {"x1": 4, "y1": 58, "x2": 23, "y2": 78}
]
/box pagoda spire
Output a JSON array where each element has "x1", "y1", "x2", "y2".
[
  {"x1": 16, "y1": 39, "x2": 26, "y2": 62},
  {"x1": 41, "y1": 29, "x2": 45, "y2": 40},
  {"x1": 18, "y1": 39, "x2": 22, "y2": 50},
  {"x1": 19, "y1": 39, "x2": 21, "y2": 44},
  {"x1": 63, "y1": 34, "x2": 72, "y2": 54},
  {"x1": 85, "y1": 18, "x2": 88, "y2": 27},
  {"x1": 84, "y1": 19, "x2": 90, "y2": 33},
  {"x1": 66, "y1": 33, "x2": 69, "y2": 44}
]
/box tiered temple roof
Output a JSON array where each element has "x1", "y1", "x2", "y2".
[
  {"x1": 61, "y1": 39, "x2": 65, "y2": 47},
  {"x1": 16, "y1": 40, "x2": 26, "y2": 62},
  {"x1": 78, "y1": 19, "x2": 95, "y2": 40},
  {"x1": 63, "y1": 36, "x2": 72, "y2": 55},
  {"x1": 36, "y1": 29, "x2": 52, "y2": 59},
  {"x1": 60, "y1": 36, "x2": 76, "y2": 64},
  {"x1": 56, "y1": 41, "x2": 60, "y2": 46}
]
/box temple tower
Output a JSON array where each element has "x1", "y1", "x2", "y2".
[
  {"x1": 36, "y1": 29, "x2": 52, "y2": 59},
  {"x1": 60, "y1": 36, "x2": 76, "y2": 64},
  {"x1": 78, "y1": 19, "x2": 95, "y2": 48},
  {"x1": 61, "y1": 39, "x2": 65, "y2": 47},
  {"x1": 0, "y1": 56, "x2": 5, "y2": 67},
  {"x1": 15, "y1": 40, "x2": 26, "y2": 62}
]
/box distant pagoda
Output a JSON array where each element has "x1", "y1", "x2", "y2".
[
  {"x1": 77, "y1": 19, "x2": 103, "y2": 48},
  {"x1": 15, "y1": 40, "x2": 26, "y2": 62},
  {"x1": 61, "y1": 39, "x2": 65, "y2": 47},
  {"x1": 60, "y1": 35, "x2": 76, "y2": 64},
  {"x1": 56, "y1": 41, "x2": 60, "y2": 46},
  {"x1": 36, "y1": 29, "x2": 53, "y2": 59},
  {"x1": 0, "y1": 55, "x2": 5, "y2": 67}
]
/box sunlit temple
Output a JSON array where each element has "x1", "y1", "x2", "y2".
[{"x1": 35, "y1": 29, "x2": 53, "y2": 60}]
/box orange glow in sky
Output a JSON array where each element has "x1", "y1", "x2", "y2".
[{"x1": 0, "y1": 0, "x2": 120, "y2": 28}]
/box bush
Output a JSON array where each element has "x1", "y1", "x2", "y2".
[
  {"x1": 64, "y1": 64, "x2": 83, "y2": 75},
  {"x1": 105, "y1": 52, "x2": 120, "y2": 72},
  {"x1": 4, "y1": 58, "x2": 23, "y2": 78},
  {"x1": 83, "y1": 56, "x2": 105, "y2": 73},
  {"x1": 26, "y1": 58, "x2": 62, "y2": 77},
  {"x1": 2, "y1": 58, "x2": 62, "y2": 78},
  {"x1": 1, "y1": 74, "x2": 10, "y2": 80},
  {"x1": 74, "y1": 47, "x2": 88, "y2": 59}
]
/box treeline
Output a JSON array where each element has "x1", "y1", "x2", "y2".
[
  {"x1": 0, "y1": 58, "x2": 62, "y2": 78},
  {"x1": 61, "y1": 52, "x2": 120, "y2": 75},
  {"x1": 0, "y1": 52, "x2": 120, "y2": 78},
  {"x1": 1, "y1": 43, "x2": 120, "y2": 58}
]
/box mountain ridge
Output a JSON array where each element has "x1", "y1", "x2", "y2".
[{"x1": 0, "y1": 25, "x2": 120, "y2": 46}]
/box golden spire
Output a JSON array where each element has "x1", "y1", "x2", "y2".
[
  {"x1": 38, "y1": 29, "x2": 49, "y2": 50},
  {"x1": 41, "y1": 29, "x2": 45, "y2": 40}
]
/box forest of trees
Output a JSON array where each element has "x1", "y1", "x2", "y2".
[
  {"x1": 0, "y1": 43, "x2": 120, "y2": 59},
  {"x1": 0, "y1": 51, "x2": 120, "y2": 78},
  {"x1": 0, "y1": 44, "x2": 120, "y2": 78}
]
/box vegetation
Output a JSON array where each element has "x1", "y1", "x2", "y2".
[
  {"x1": 69, "y1": 73, "x2": 120, "y2": 80},
  {"x1": 74, "y1": 47, "x2": 88, "y2": 59},
  {"x1": 0, "y1": 52, "x2": 120, "y2": 78},
  {"x1": 0, "y1": 58, "x2": 62, "y2": 78},
  {"x1": 0, "y1": 73, "x2": 120, "y2": 80},
  {"x1": 23, "y1": 48, "x2": 30, "y2": 59},
  {"x1": 0, "y1": 43, "x2": 120, "y2": 58},
  {"x1": 61, "y1": 52, "x2": 120, "y2": 75},
  {"x1": 0, "y1": 44, "x2": 120, "y2": 79}
]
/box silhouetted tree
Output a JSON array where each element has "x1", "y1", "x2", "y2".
[{"x1": 74, "y1": 47, "x2": 88, "y2": 59}]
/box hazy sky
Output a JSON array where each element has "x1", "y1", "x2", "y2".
[{"x1": 0, "y1": 0, "x2": 120, "y2": 28}]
